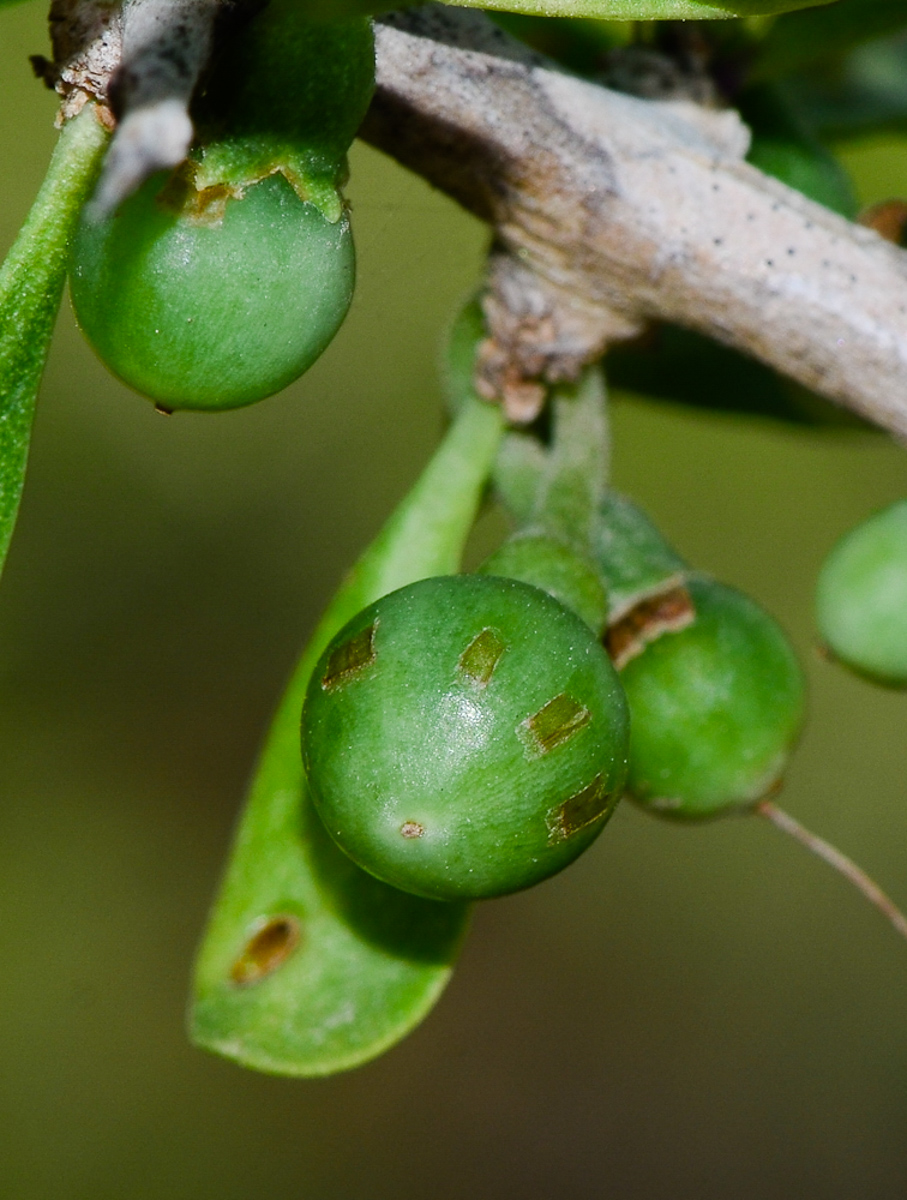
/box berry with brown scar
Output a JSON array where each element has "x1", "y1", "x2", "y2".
[{"x1": 301, "y1": 574, "x2": 629, "y2": 901}]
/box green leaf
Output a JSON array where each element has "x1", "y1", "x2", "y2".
[
  {"x1": 0, "y1": 106, "x2": 108, "y2": 578},
  {"x1": 752, "y1": 0, "x2": 907, "y2": 80},
  {"x1": 190, "y1": 392, "x2": 506, "y2": 1076},
  {"x1": 442, "y1": 0, "x2": 834, "y2": 23}
]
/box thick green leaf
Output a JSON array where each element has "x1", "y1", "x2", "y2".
[
  {"x1": 0, "y1": 106, "x2": 108, "y2": 577},
  {"x1": 444, "y1": 0, "x2": 834, "y2": 23},
  {"x1": 190, "y1": 392, "x2": 505, "y2": 1076},
  {"x1": 752, "y1": 0, "x2": 907, "y2": 80}
]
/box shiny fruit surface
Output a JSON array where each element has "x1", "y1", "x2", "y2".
[
  {"x1": 70, "y1": 172, "x2": 354, "y2": 411},
  {"x1": 302, "y1": 574, "x2": 629, "y2": 901}
]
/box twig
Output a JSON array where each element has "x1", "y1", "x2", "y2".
[
  {"x1": 88, "y1": 0, "x2": 222, "y2": 216},
  {"x1": 363, "y1": 7, "x2": 907, "y2": 438},
  {"x1": 755, "y1": 799, "x2": 907, "y2": 944}
]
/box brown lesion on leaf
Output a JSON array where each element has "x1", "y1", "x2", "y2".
[
  {"x1": 606, "y1": 584, "x2": 695, "y2": 670},
  {"x1": 400, "y1": 821, "x2": 425, "y2": 839},
  {"x1": 321, "y1": 621, "x2": 378, "y2": 690},
  {"x1": 546, "y1": 773, "x2": 613, "y2": 842},
  {"x1": 230, "y1": 914, "x2": 301, "y2": 986},
  {"x1": 458, "y1": 626, "x2": 506, "y2": 687},
  {"x1": 521, "y1": 692, "x2": 590, "y2": 756}
]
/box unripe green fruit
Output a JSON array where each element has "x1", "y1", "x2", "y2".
[
  {"x1": 816, "y1": 499, "x2": 907, "y2": 687},
  {"x1": 617, "y1": 577, "x2": 805, "y2": 819},
  {"x1": 70, "y1": 5, "x2": 374, "y2": 410},
  {"x1": 70, "y1": 172, "x2": 354, "y2": 411},
  {"x1": 301, "y1": 574, "x2": 630, "y2": 900}
]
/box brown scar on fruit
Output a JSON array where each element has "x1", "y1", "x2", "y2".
[
  {"x1": 230, "y1": 914, "x2": 301, "y2": 986},
  {"x1": 400, "y1": 821, "x2": 425, "y2": 839},
  {"x1": 155, "y1": 164, "x2": 235, "y2": 225},
  {"x1": 520, "y1": 692, "x2": 590, "y2": 756},
  {"x1": 458, "y1": 627, "x2": 506, "y2": 687},
  {"x1": 606, "y1": 584, "x2": 695, "y2": 670},
  {"x1": 322, "y1": 621, "x2": 378, "y2": 690},
  {"x1": 546, "y1": 774, "x2": 613, "y2": 841}
]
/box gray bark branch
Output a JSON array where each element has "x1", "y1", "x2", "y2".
[{"x1": 362, "y1": 7, "x2": 907, "y2": 438}]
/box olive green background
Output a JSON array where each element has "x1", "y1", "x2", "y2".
[{"x1": 2, "y1": 4, "x2": 907, "y2": 1197}]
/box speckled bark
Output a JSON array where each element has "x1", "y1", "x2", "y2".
[{"x1": 363, "y1": 7, "x2": 907, "y2": 439}]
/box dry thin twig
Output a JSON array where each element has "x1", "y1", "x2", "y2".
[{"x1": 756, "y1": 800, "x2": 907, "y2": 944}]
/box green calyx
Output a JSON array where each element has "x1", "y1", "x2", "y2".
[
  {"x1": 194, "y1": 4, "x2": 375, "y2": 222},
  {"x1": 302, "y1": 574, "x2": 629, "y2": 901},
  {"x1": 617, "y1": 575, "x2": 806, "y2": 819},
  {"x1": 816, "y1": 499, "x2": 907, "y2": 688},
  {"x1": 592, "y1": 491, "x2": 688, "y2": 622}
]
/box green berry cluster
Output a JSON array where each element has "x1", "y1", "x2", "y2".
[{"x1": 5, "y1": 0, "x2": 902, "y2": 1079}]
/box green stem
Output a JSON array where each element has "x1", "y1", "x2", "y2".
[
  {"x1": 0, "y1": 106, "x2": 109, "y2": 575},
  {"x1": 528, "y1": 366, "x2": 610, "y2": 553},
  {"x1": 191, "y1": 394, "x2": 505, "y2": 1077}
]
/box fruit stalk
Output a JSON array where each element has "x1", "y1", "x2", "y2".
[{"x1": 756, "y1": 800, "x2": 907, "y2": 944}]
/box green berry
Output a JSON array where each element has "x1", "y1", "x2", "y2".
[
  {"x1": 616, "y1": 576, "x2": 805, "y2": 819},
  {"x1": 69, "y1": 6, "x2": 374, "y2": 411},
  {"x1": 816, "y1": 499, "x2": 907, "y2": 687},
  {"x1": 70, "y1": 171, "x2": 354, "y2": 411},
  {"x1": 301, "y1": 574, "x2": 629, "y2": 901}
]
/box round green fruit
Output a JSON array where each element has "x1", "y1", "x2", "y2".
[
  {"x1": 301, "y1": 574, "x2": 630, "y2": 901},
  {"x1": 617, "y1": 576, "x2": 805, "y2": 819},
  {"x1": 816, "y1": 499, "x2": 907, "y2": 687},
  {"x1": 69, "y1": 171, "x2": 354, "y2": 410}
]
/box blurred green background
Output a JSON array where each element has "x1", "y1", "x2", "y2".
[{"x1": 3, "y1": 4, "x2": 907, "y2": 1197}]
